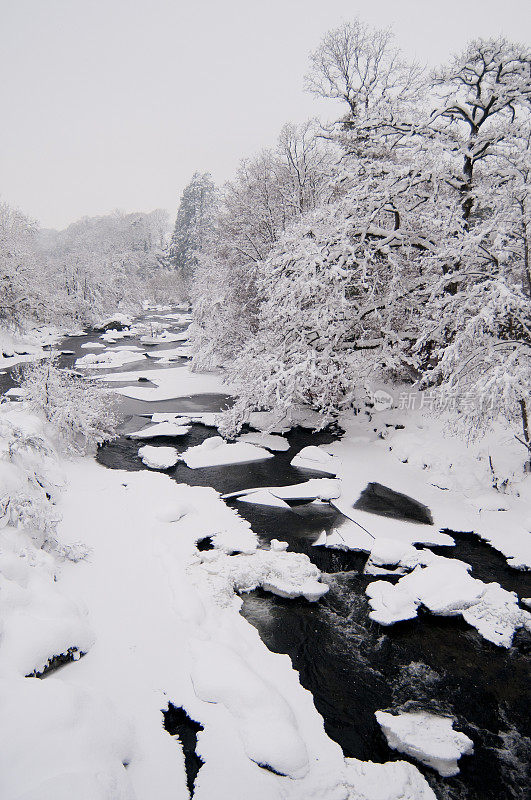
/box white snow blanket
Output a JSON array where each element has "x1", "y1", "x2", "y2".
[
  {"x1": 138, "y1": 445, "x2": 179, "y2": 470},
  {"x1": 375, "y1": 711, "x2": 474, "y2": 777},
  {"x1": 0, "y1": 676, "x2": 135, "y2": 800},
  {"x1": 181, "y1": 437, "x2": 273, "y2": 469}
]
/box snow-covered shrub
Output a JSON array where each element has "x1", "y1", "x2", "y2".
[{"x1": 15, "y1": 357, "x2": 122, "y2": 454}]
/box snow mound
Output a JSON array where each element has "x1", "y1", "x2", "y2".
[
  {"x1": 181, "y1": 436, "x2": 273, "y2": 469},
  {"x1": 291, "y1": 446, "x2": 341, "y2": 476},
  {"x1": 0, "y1": 677, "x2": 135, "y2": 799},
  {"x1": 375, "y1": 711, "x2": 474, "y2": 777},
  {"x1": 0, "y1": 530, "x2": 94, "y2": 676},
  {"x1": 138, "y1": 445, "x2": 179, "y2": 470},
  {"x1": 344, "y1": 757, "x2": 437, "y2": 799},
  {"x1": 128, "y1": 422, "x2": 191, "y2": 439},
  {"x1": 80, "y1": 342, "x2": 106, "y2": 349},
  {"x1": 191, "y1": 640, "x2": 309, "y2": 779}
]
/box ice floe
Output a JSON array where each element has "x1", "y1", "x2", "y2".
[
  {"x1": 138, "y1": 445, "x2": 179, "y2": 470},
  {"x1": 375, "y1": 711, "x2": 474, "y2": 777},
  {"x1": 238, "y1": 432, "x2": 290, "y2": 452},
  {"x1": 223, "y1": 478, "x2": 341, "y2": 504}
]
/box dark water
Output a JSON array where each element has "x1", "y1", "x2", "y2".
[
  {"x1": 6, "y1": 312, "x2": 530, "y2": 800},
  {"x1": 163, "y1": 704, "x2": 204, "y2": 794}
]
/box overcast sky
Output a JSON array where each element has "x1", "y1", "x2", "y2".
[{"x1": 1, "y1": 0, "x2": 529, "y2": 230}]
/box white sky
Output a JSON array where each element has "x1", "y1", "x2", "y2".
[{"x1": 1, "y1": 0, "x2": 529, "y2": 229}]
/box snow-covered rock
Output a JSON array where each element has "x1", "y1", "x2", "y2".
[
  {"x1": 364, "y1": 539, "x2": 422, "y2": 576},
  {"x1": 461, "y1": 583, "x2": 530, "y2": 647},
  {"x1": 138, "y1": 445, "x2": 179, "y2": 470},
  {"x1": 193, "y1": 547, "x2": 329, "y2": 604},
  {"x1": 80, "y1": 342, "x2": 106, "y2": 349},
  {"x1": 366, "y1": 554, "x2": 531, "y2": 646},
  {"x1": 375, "y1": 711, "x2": 474, "y2": 777},
  {"x1": 75, "y1": 350, "x2": 145, "y2": 370},
  {"x1": 291, "y1": 446, "x2": 341, "y2": 476},
  {"x1": 181, "y1": 436, "x2": 273, "y2": 469},
  {"x1": 128, "y1": 422, "x2": 191, "y2": 439}
]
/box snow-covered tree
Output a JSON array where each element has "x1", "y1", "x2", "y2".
[
  {"x1": 168, "y1": 173, "x2": 216, "y2": 298},
  {"x1": 16, "y1": 357, "x2": 122, "y2": 455},
  {"x1": 0, "y1": 202, "x2": 40, "y2": 324},
  {"x1": 189, "y1": 125, "x2": 333, "y2": 369}
]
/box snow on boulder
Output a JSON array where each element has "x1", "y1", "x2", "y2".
[
  {"x1": 0, "y1": 676, "x2": 135, "y2": 800},
  {"x1": 238, "y1": 432, "x2": 290, "y2": 452},
  {"x1": 344, "y1": 757, "x2": 437, "y2": 800},
  {"x1": 291, "y1": 446, "x2": 340, "y2": 476},
  {"x1": 461, "y1": 583, "x2": 531, "y2": 648},
  {"x1": 128, "y1": 421, "x2": 191, "y2": 439},
  {"x1": 375, "y1": 711, "x2": 474, "y2": 777},
  {"x1": 80, "y1": 342, "x2": 106, "y2": 349},
  {"x1": 365, "y1": 554, "x2": 530, "y2": 646},
  {"x1": 270, "y1": 539, "x2": 289, "y2": 551},
  {"x1": 138, "y1": 445, "x2": 179, "y2": 470},
  {"x1": 364, "y1": 539, "x2": 427, "y2": 576},
  {"x1": 181, "y1": 436, "x2": 273, "y2": 469},
  {"x1": 193, "y1": 548, "x2": 328, "y2": 604},
  {"x1": 190, "y1": 640, "x2": 309, "y2": 779},
  {"x1": 366, "y1": 580, "x2": 420, "y2": 625},
  {"x1": 396, "y1": 557, "x2": 484, "y2": 616}
]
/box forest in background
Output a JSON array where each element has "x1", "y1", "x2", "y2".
[
  {"x1": 2, "y1": 19, "x2": 530, "y2": 471},
  {"x1": 170, "y1": 21, "x2": 530, "y2": 468}
]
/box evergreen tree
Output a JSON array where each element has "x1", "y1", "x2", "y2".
[{"x1": 168, "y1": 172, "x2": 216, "y2": 297}]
